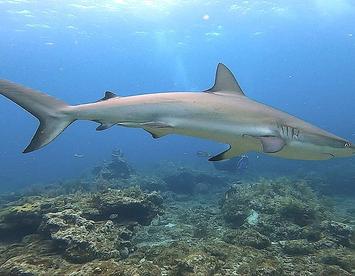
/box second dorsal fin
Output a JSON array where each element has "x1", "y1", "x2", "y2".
[
  {"x1": 98, "y1": 91, "x2": 119, "y2": 102},
  {"x1": 205, "y1": 63, "x2": 245, "y2": 96}
]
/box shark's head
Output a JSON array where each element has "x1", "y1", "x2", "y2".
[
  {"x1": 275, "y1": 123, "x2": 355, "y2": 160},
  {"x1": 320, "y1": 139, "x2": 355, "y2": 159},
  {"x1": 299, "y1": 131, "x2": 355, "y2": 159}
]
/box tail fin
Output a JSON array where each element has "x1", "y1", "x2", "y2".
[{"x1": 0, "y1": 80, "x2": 74, "y2": 153}]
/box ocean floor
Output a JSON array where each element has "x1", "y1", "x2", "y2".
[{"x1": 0, "y1": 153, "x2": 354, "y2": 275}]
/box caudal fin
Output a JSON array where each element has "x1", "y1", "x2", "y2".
[{"x1": 0, "y1": 80, "x2": 74, "y2": 153}]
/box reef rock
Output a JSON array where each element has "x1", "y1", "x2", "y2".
[
  {"x1": 0, "y1": 198, "x2": 48, "y2": 241},
  {"x1": 40, "y1": 209, "x2": 132, "y2": 263},
  {"x1": 89, "y1": 188, "x2": 163, "y2": 225},
  {"x1": 223, "y1": 229, "x2": 271, "y2": 249},
  {"x1": 0, "y1": 186, "x2": 163, "y2": 265},
  {"x1": 220, "y1": 177, "x2": 354, "y2": 250},
  {"x1": 320, "y1": 220, "x2": 354, "y2": 247},
  {"x1": 281, "y1": 239, "x2": 316, "y2": 255}
]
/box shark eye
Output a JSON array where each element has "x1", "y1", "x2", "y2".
[{"x1": 344, "y1": 142, "x2": 352, "y2": 148}]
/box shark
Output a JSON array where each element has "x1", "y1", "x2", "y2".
[{"x1": 0, "y1": 63, "x2": 354, "y2": 161}]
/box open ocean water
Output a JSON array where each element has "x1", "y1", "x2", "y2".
[{"x1": 0, "y1": 1, "x2": 354, "y2": 275}]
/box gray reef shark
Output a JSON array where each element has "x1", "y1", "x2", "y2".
[{"x1": 0, "y1": 63, "x2": 354, "y2": 160}]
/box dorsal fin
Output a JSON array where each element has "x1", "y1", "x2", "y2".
[
  {"x1": 98, "y1": 91, "x2": 119, "y2": 102},
  {"x1": 205, "y1": 63, "x2": 245, "y2": 96}
]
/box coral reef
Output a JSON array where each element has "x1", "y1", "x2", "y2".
[
  {"x1": 223, "y1": 229, "x2": 271, "y2": 249},
  {"x1": 0, "y1": 199, "x2": 43, "y2": 241},
  {"x1": 89, "y1": 188, "x2": 163, "y2": 225},
  {"x1": 93, "y1": 149, "x2": 135, "y2": 180},
  {"x1": 0, "y1": 156, "x2": 354, "y2": 275},
  {"x1": 0, "y1": 186, "x2": 163, "y2": 270},
  {"x1": 40, "y1": 209, "x2": 132, "y2": 263},
  {"x1": 220, "y1": 178, "x2": 355, "y2": 255}
]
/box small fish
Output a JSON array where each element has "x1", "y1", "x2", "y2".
[
  {"x1": 236, "y1": 154, "x2": 248, "y2": 170},
  {"x1": 111, "y1": 149, "x2": 122, "y2": 158},
  {"x1": 213, "y1": 155, "x2": 248, "y2": 173},
  {"x1": 109, "y1": 213, "x2": 119, "y2": 220},
  {"x1": 73, "y1": 153, "x2": 84, "y2": 158}
]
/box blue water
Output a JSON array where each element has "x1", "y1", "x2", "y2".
[{"x1": 0, "y1": 1, "x2": 354, "y2": 190}]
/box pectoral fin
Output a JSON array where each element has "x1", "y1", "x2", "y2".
[
  {"x1": 259, "y1": 136, "x2": 286, "y2": 153},
  {"x1": 209, "y1": 144, "x2": 247, "y2": 161}
]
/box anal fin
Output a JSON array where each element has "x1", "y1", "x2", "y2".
[
  {"x1": 142, "y1": 121, "x2": 172, "y2": 139},
  {"x1": 145, "y1": 130, "x2": 167, "y2": 139},
  {"x1": 96, "y1": 123, "x2": 115, "y2": 131}
]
